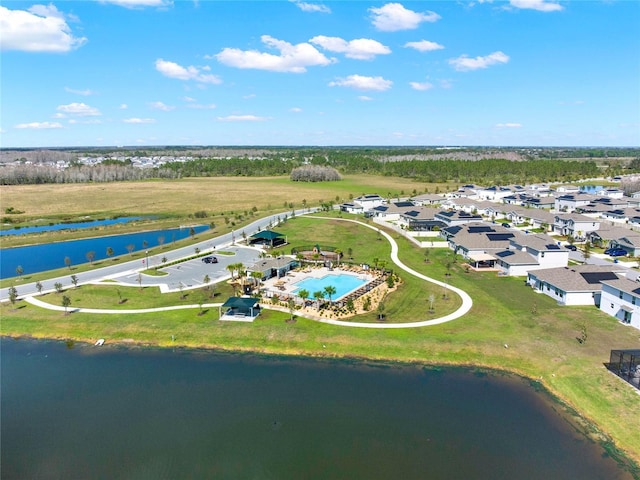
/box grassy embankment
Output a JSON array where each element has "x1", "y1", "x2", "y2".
[{"x1": 1, "y1": 177, "x2": 640, "y2": 473}]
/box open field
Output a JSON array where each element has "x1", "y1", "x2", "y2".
[{"x1": 1, "y1": 179, "x2": 640, "y2": 473}]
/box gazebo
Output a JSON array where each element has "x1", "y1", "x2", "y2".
[
  {"x1": 219, "y1": 297, "x2": 261, "y2": 322},
  {"x1": 249, "y1": 230, "x2": 286, "y2": 248}
]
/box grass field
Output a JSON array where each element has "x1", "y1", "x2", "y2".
[{"x1": 1, "y1": 177, "x2": 640, "y2": 474}]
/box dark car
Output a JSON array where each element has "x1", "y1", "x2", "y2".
[
  {"x1": 605, "y1": 248, "x2": 627, "y2": 257},
  {"x1": 565, "y1": 244, "x2": 578, "y2": 251},
  {"x1": 501, "y1": 223, "x2": 511, "y2": 228},
  {"x1": 201, "y1": 256, "x2": 218, "y2": 264}
]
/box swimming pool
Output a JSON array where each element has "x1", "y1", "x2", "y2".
[{"x1": 292, "y1": 273, "x2": 368, "y2": 300}]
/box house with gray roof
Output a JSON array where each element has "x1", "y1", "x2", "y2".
[
  {"x1": 554, "y1": 213, "x2": 600, "y2": 240},
  {"x1": 435, "y1": 210, "x2": 483, "y2": 227},
  {"x1": 600, "y1": 277, "x2": 640, "y2": 330},
  {"x1": 554, "y1": 193, "x2": 596, "y2": 213},
  {"x1": 527, "y1": 265, "x2": 626, "y2": 306},
  {"x1": 410, "y1": 193, "x2": 444, "y2": 206}
]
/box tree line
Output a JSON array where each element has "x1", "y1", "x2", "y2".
[{"x1": 2, "y1": 147, "x2": 634, "y2": 185}]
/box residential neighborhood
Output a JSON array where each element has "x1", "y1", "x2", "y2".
[{"x1": 340, "y1": 181, "x2": 640, "y2": 331}]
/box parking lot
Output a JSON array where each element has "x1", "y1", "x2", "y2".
[{"x1": 112, "y1": 246, "x2": 262, "y2": 292}]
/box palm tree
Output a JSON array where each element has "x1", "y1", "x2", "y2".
[
  {"x1": 250, "y1": 271, "x2": 263, "y2": 291},
  {"x1": 313, "y1": 290, "x2": 325, "y2": 310},
  {"x1": 298, "y1": 289, "x2": 310, "y2": 307},
  {"x1": 323, "y1": 285, "x2": 337, "y2": 305},
  {"x1": 226, "y1": 264, "x2": 236, "y2": 280}
]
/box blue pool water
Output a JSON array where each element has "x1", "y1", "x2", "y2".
[{"x1": 292, "y1": 273, "x2": 368, "y2": 299}]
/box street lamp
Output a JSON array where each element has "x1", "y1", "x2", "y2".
[{"x1": 145, "y1": 250, "x2": 149, "y2": 268}]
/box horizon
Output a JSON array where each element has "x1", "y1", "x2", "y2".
[{"x1": 2, "y1": 1, "x2": 639, "y2": 148}]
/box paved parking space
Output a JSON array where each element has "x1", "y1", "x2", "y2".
[{"x1": 110, "y1": 246, "x2": 262, "y2": 292}]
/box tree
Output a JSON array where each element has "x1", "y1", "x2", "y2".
[
  {"x1": 86, "y1": 251, "x2": 95, "y2": 264},
  {"x1": 582, "y1": 241, "x2": 591, "y2": 260},
  {"x1": 313, "y1": 290, "x2": 325, "y2": 310},
  {"x1": 428, "y1": 293, "x2": 435, "y2": 313},
  {"x1": 64, "y1": 256, "x2": 72, "y2": 270},
  {"x1": 287, "y1": 298, "x2": 296, "y2": 322},
  {"x1": 106, "y1": 246, "x2": 114, "y2": 259},
  {"x1": 137, "y1": 273, "x2": 143, "y2": 291},
  {"x1": 298, "y1": 289, "x2": 310, "y2": 307},
  {"x1": 203, "y1": 274, "x2": 210, "y2": 287},
  {"x1": 15, "y1": 265, "x2": 23, "y2": 278},
  {"x1": 35, "y1": 281, "x2": 43, "y2": 294},
  {"x1": 189, "y1": 227, "x2": 196, "y2": 238},
  {"x1": 71, "y1": 275, "x2": 78, "y2": 287},
  {"x1": 8, "y1": 286, "x2": 18, "y2": 308},
  {"x1": 142, "y1": 240, "x2": 148, "y2": 250},
  {"x1": 54, "y1": 282, "x2": 63, "y2": 293},
  {"x1": 323, "y1": 285, "x2": 337, "y2": 305},
  {"x1": 377, "y1": 297, "x2": 386, "y2": 321},
  {"x1": 195, "y1": 247, "x2": 200, "y2": 255},
  {"x1": 61, "y1": 295, "x2": 71, "y2": 315},
  {"x1": 250, "y1": 271, "x2": 263, "y2": 291},
  {"x1": 158, "y1": 235, "x2": 165, "y2": 248},
  {"x1": 126, "y1": 244, "x2": 135, "y2": 256}
]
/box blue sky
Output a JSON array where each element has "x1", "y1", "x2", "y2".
[{"x1": 1, "y1": 0, "x2": 639, "y2": 148}]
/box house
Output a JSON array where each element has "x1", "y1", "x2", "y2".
[
  {"x1": 475, "y1": 186, "x2": 513, "y2": 201},
  {"x1": 370, "y1": 201, "x2": 416, "y2": 221},
  {"x1": 434, "y1": 210, "x2": 483, "y2": 227},
  {"x1": 492, "y1": 233, "x2": 570, "y2": 277},
  {"x1": 219, "y1": 297, "x2": 261, "y2": 322},
  {"x1": 398, "y1": 208, "x2": 446, "y2": 231},
  {"x1": 608, "y1": 233, "x2": 640, "y2": 257},
  {"x1": 527, "y1": 265, "x2": 626, "y2": 306},
  {"x1": 554, "y1": 193, "x2": 596, "y2": 213},
  {"x1": 340, "y1": 193, "x2": 386, "y2": 214},
  {"x1": 410, "y1": 193, "x2": 444, "y2": 206},
  {"x1": 554, "y1": 213, "x2": 600, "y2": 240},
  {"x1": 599, "y1": 277, "x2": 640, "y2": 330},
  {"x1": 587, "y1": 226, "x2": 636, "y2": 250}
]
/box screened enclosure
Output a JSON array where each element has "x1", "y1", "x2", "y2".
[{"x1": 606, "y1": 349, "x2": 640, "y2": 390}]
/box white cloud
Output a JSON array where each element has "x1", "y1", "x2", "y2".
[
  {"x1": 15, "y1": 121, "x2": 63, "y2": 129},
  {"x1": 440, "y1": 79, "x2": 453, "y2": 89},
  {"x1": 290, "y1": 107, "x2": 303, "y2": 113},
  {"x1": 0, "y1": 4, "x2": 87, "y2": 53},
  {"x1": 310, "y1": 36, "x2": 391, "y2": 60},
  {"x1": 292, "y1": 1, "x2": 331, "y2": 13},
  {"x1": 216, "y1": 115, "x2": 269, "y2": 122},
  {"x1": 155, "y1": 59, "x2": 222, "y2": 84},
  {"x1": 369, "y1": 3, "x2": 441, "y2": 32},
  {"x1": 410, "y1": 81, "x2": 434, "y2": 91},
  {"x1": 99, "y1": 0, "x2": 173, "y2": 8},
  {"x1": 123, "y1": 118, "x2": 156, "y2": 124},
  {"x1": 243, "y1": 94, "x2": 256, "y2": 99},
  {"x1": 183, "y1": 96, "x2": 196, "y2": 102},
  {"x1": 404, "y1": 40, "x2": 444, "y2": 52},
  {"x1": 65, "y1": 87, "x2": 94, "y2": 96},
  {"x1": 68, "y1": 119, "x2": 102, "y2": 125},
  {"x1": 358, "y1": 96, "x2": 373, "y2": 101},
  {"x1": 119, "y1": 103, "x2": 128, "y2": 109},
  {"x1": 149, "y1": 101, "x2": 175, "y2": 111},
  {"x1": 329, "y1": 75, "x2": 393, "y2": 91},
  {"x1": 215, "y1": 35, "x2": 332, "y2": 73},
  {"x1": 57, "y1": 102, "x2": 101, "y2": 116},
  {"x1": 186, "y1": 103, "x2": 217, "y2": 109},
  {"x1": 496, "y1": 123, "x2": 522, "y2": 128},
  {"x1": 509, "y1": 0, "x2": 563, "y2": 12},
  {"x1": 448, "y1": 51, "x2": 509, "y2": 71}
]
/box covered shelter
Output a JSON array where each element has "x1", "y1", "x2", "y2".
[
  {"x1": 249, "y1": 230, "x2": 286, "y2": 248},
  {"x1": 219, "y1": 297, "x2": 261, "y2": 322},
  {"x1": 468, "y1": 252, "x2": 496, "y2": 269},
  {"x1": 606, "y1": 349, "x2": 640, "y2": 390}
]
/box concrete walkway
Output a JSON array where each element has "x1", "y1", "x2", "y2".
[{"x1": 18, "y1": 215, "x2": 474, "y2": 329}]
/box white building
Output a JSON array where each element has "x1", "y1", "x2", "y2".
[{"x1": 600, "y1": 277, "x2": 640, "y2": 330}]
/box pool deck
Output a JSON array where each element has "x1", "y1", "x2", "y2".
[{"x1": 261, "y1": 265, "x2": 376, "y2": 302}]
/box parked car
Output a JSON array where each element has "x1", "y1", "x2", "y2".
[
  {"x1": 501, "y1": 223, "x2": 511, "y2": 228},
  {"x1": 565, "y1": 244, "x2": 578, "y2": 251},
  {"x1": 605, "y1": 248, "x2": 627, "y2": 257},
  {"x1": 201, "y1": 256, "x2": 218, "y2": 264}
]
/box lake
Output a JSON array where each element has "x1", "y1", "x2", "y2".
[
  {"x1": 0, "y1": 216, "x2": 148, "y2": 237},
  {"x1": 0, "y1": 225, "x2": 209, "y2": 279},
  {"x1": 1, "y1": 339, "x2": 633, "y2": 480}
]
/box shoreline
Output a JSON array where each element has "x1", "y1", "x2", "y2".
[{"x1": 3, "y1": 332, "x2": 639, "y2": 475}]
